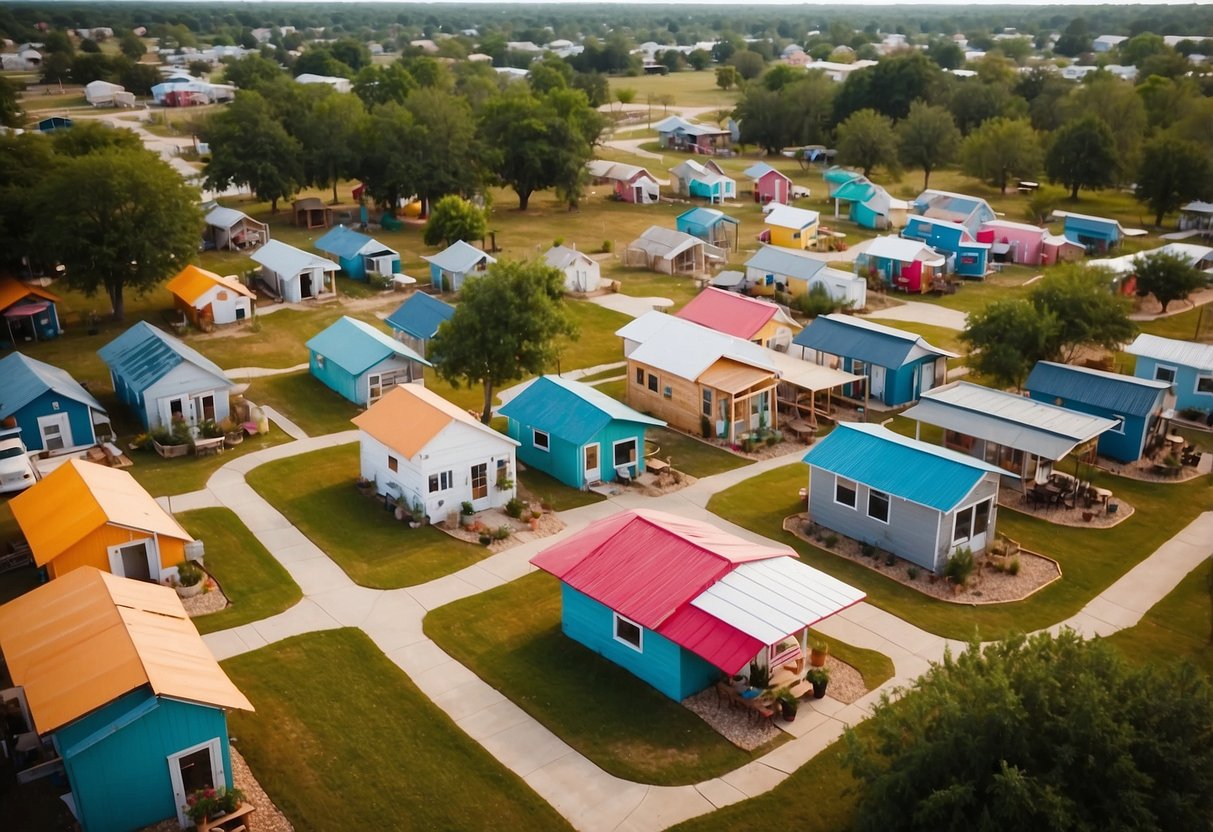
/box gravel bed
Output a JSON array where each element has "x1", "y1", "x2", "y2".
[
  {"x1": 437, "y1": 504, "x2": 565, "y2": 552},
  {"x1": 822, "y1": 656, "x2": 867, "y2": 704},
  {"x1": 136, "y1": 746, "x2": 292, "y2": 832},
  {"x1": 682, "y1": 688, "x2": 782, "y2": 751},
  {"x1": 181, "y1": 575, "x2": 229, "y2": 617}
]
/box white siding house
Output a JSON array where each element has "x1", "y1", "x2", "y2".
[{"x1": 251, "y1": 240, "x2": 339, "y2": 303}]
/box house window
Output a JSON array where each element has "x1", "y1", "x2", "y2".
[
  {"x1": 1154, "y1": 365, "x2": 1176, "y2": 384},
  {"x1": 388, "y1": 455, "x2": 398, "y2": 472},
  {"x1": 635, "y1": 367, "x2": 644, "y2": 385},
  {"x1": 648, "y1": 373, "x2": 659, "y2": 392},
  {"x1": 533, "y1": 429, "x2": 550, "y2": 452},
  {"x1": 428, "y1": 471, "x2": 453, "y2": 493},
  {"x1": 954, "y1": 505, "x2": 974, "y2": 543},
  {"x1": 613, "y1": 613, "x2": 643, "y2": 652},
  {"x1": 1197, "y1": 375, "x2": 1213, "y2": 395},
  {"x1": 1109, "y1": 416, "x2": 1126, "y2": 435},
  {"x1": 835, "y1": 477, "x2": 857, "y2": 508},
  {"x1": 868, "y1": 489, "x2": 890, "y2": 524},
  {"x1": 471, "y1": 463, "x2": 488, "y2": 499},
  {"x1": 702, "y1": 388, "x2": 713, "y2": 417},
  {"x1": 973, "y1": 500, "x2": 991, "y2": 536}
]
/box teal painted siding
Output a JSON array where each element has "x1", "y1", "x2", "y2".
[
  {"x1": 12, "y1": 390, "x2": 94, "y2": 452},
  {"x1": 560, "y1": 584, "x2": 704, "y2": 700},
  {"x1": 509, "y1": 419, "x2": 650, "y2": 489},
  {"x1": 1134, "y1": 357, "x2": 1213, "y2": 414},
  {"x1": 54, "y1": 690, "x2": 231, "y2": 832},
  {"x1": 338, "y1": 253, "x2": 365, "y2": 280},
  {"x1": 679, "y1": 641, "x2": 725, "y2": 696},
  {"x1": 309, "y1": 350, "x2": 359, "y2": 403}
]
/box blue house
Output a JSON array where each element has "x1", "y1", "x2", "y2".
[
  {"x1": 0, "y1": 276, "x2": 62, "y2": 344},
  {"x1": 423, "y1": 240, "x2": 496, "y2": 292},
  {"x1": 35, "y1": 115, "x2": 72, "y2": 132},
  {"x1": 530, "y1": 510, "x2": 865, "y2": 701},
  {"x1": 1056, "y1": 211, "x2": 1131, "y2": 254},
  {"x1": 1126, "y1": 333, "x2": 1213, "y2": 415},
  {"x1": 793, "y1": 314, "x2": 955, "y2": 407},
  {"x1": 913, "y1": 189, "x2": 996, "y2": 238},
  {"x1": 385, "y1": 292, "x2": 455, "y2": 358},
  {"x1": 675, "y1": 207, "x2": 739, "y2": 249},
  {"x1": 0, "y1": 353, "x2": 109, "y2": 454},
  {"x1": 1024, "y1": 361, "x2": 1170, "y2": 463},
  {"x1": 901, "y1": 215, "x2": 990, "y2": 278},
  {"x1": 500, "y1": 375, "x2": 665, "y2": 489},
  {"x1": 306, "y1": 315, "x2": 430, "y2": 405},
  {"x1": 314, "y1": 225, "x2": 400, "y2": 280},
  {"x1": 803, "y1": 422, "x2": 1005, "y2": 573},
  {"x1": 0, "y1": 568, "x2": 254, "y2": 832}
]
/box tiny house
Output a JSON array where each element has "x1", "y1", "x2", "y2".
[
  {"x1": 676, "y1": 287, "x2": 802, "y2": 350},
  {"x1": 385, "y1": 292, "x2": 455, "y2": 358},
  {"x1": 543, "y1": 245, "x2": 602, "y2": 293},
  {"x1": 669, "y1": 159, "x2": 736, "y2": 204},
  {"x1": 424, "y1": 241, "x2": 496, "y2": 292},
  {"x1": 763, "y1": 205, "x2": 819, "y2": 250},
  {"x1": 165, "y1": 265, "x2": 255, "y2": 328},
  {"x1": 1126, "y1": 333, "x2": 1213, "y2": 415},
  {"x1": 902, "y1": 216, "x2": 990, "y2": 278},
  {"x1": 675, "y1": 207, "x2": 740, "y2": 250},
  {"x1": 742, "y1": 162, "x2": 793, "y2": 205},
  {"x1": 251, "y1": 240, "x2": 339, "y2": 303},
  {"x1": 586, "y1": 160, "x2": 660, "y2": 204},
  {"x1": 0, "y1": 276, "x2": 62, "y2": 344},
  {"x1": 853, "y1": 235, "x2": 945, "y2": 294},
  {"x1": 315, "y1": 225, "x2": 400, "y2": 280},
  {"x1": 307, "y1": 315, "x2": 429, "y2": 405},
  {"x1": 0, "y1": 353, "x2": 109, "y2": 454},
  {"x1": 744, "y1": 245, "x2": 867, "y2": 307}
]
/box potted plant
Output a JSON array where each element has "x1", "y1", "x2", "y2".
[
  {"x1": 496, "y1": 469, "x2": 514, "y2": 491},
  {"x1": 356, "y1": 476, "x2": 375, "y2": 497},
  {"x1": 529, "y1": 509, "x2": 542, "y2": 531},
  {"x1": 185, "y1": 786, "x2": 245, "y2": 826},
  {"x1": 478, "y1": 532, "x2": 492, "y2": 546},
  {"x1": 807, "y1": 667, "x2": 830, "y2": 699},
  {"x1": 174, "y1": 560, "x2": 205, "y2": 598},
  {"x1": 220, "y1": 418, "x2": 244, "y2": 448},
  {"x1": 776, "y1": 687, "x2": 799, "y2": 721},
  {"x1": 460, "y1": 501, "x2": 475, "y2": 526},
  {"x1": 410, "y1": 500, "x2": 425, "y2": 529},
  {"x1": 809, "y1": 636, "x2": 829, "y2": 667}
]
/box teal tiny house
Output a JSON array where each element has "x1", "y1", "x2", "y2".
[
  {"x1": 0, "y1": 352, "x2": 110, "y2": 453},
  {"x1": 307, "y1": 315, "x2": 430, "y2": 405},
  {"x1": 500, "y1": 375, "x2": 665, "y2": 489},
  {"x1": 315, "y1": 225, "x2": 400, "y2": 280}
]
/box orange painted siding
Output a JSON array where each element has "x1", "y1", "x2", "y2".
[{"x1": 46, "y1": 524, "x2": 183, "y2": 580}]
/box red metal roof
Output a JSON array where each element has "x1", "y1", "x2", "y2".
[
  {"x1": 675, "y1": 287, "x2": 779, "y2": 340},
  {"x1": 659, "y1": 604, "x2": 764, "y2": 676}
]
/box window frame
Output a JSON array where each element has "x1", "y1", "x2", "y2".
[
  {"x1": 1196, "y1": 374, "x2": 1213, "y2": 395},
  {"x1": 635, "y1": 366, "x2": 644, "y2": 385},
  {"x1": 834, "y1": 476, "x2": 857, "y2": 509},
  {"x1": 532, "y1": 429, "x2": 550, "y2": 452},
  {"x1": 387, "y1": 455, "x2": 398, "y2": 472},
  {"x1": 1154, "y1": 364, "x2": 1177, "y2": 384},
  {"x1": 613, "y1": 612, "x2": 643, "y2": 652},
  {"x1": 647, "y1": 372, "x2": 659, "y2": 393},
  {"x1": 953, "y1": 505, "x2": 975, "y2": 544},
  {"x1": 867, "y1": 489, "x2": 890, "y2": 524}
]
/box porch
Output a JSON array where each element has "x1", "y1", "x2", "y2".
[{"x1": 699, "y1": 363, "x2": 779, "y2": 444}]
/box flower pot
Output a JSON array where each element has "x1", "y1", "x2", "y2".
[
  {"x1": 779, "y1": 698, "x2": 797, "y2": 721},
  {"x1": 811, "y1": 679, "x2": 829, "y2": 699},
  {"x1": 176, "y1": 581, "x2": 204, "y2": 598},
  {"x1": 809, "y1": 648, "x2": 828, "y2": 668},
  {"x1": 1081, "y1": 510, "x2": 1094, "y2": 522},
  {"x1": 223, "y1": 432, "x2": 244, "y2": 448},
  {"x1": 460, "y1": 514, "x2": 474, "y2": 527},
  {"x1": 529, "y1": 518, "x2": 540, "y2": 531}
]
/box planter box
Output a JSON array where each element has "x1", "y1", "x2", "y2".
[
  {"x1": 175, "y1": 581, "x2": 204, "y2": 598},
  {"x1": 153, "y1": 439, "x2": 190, "y2": 459}
]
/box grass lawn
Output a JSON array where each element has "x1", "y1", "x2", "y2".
[
  {"x1": 708, "y1": 463, "x2": 1213, "y2": 642},
  {"x1": 577, "y1": 366, "x2": 626, "y2": 382},
  {"x1": 606, "y1": 71, "x2": 740, "y2": 109},
  {"x1": 244, "y1": 371, "x2": 362, "y2": 437},
  {"x1": 556, "y1": 300, "x2": 631, "y2": 372},
  {"x1": 224, "y1": 629, "x2": 571, "y2": 831},
  {"x1": 177, "y1": 508, "x2": 302, "y2": 635},
  {"x1": 909, "y1": 266, "x2": 1037, "y2": 315},
  {"x1": 1106, "y1": 557, "x2": 1213, "y2": 676},
  {"x1": 611, "y1": 267, "x2": 704, "y2": 311},
  {"x1": 1138, "y1": 305, "x2": 1213, "y2": 343},
  {"x1": 863, "y1": 318, "x2": 966, "y2": 356},
  {"x1": 425, "y1": 571, "x2": 786, "y2": 785},
  {"x1": 246, "y1": 444, "x2": 491, "y2": 588},
  {"x1": 18, "y1": 93, "x2": 87, "y2": 112},
  {"x1": 517, "y1": 466, "x2": 605, "y2": 512},
  {"x1": 125, "y1": 426, "x2": 290, "y2": 497},
  {"x1": 650, "y1": 427, "x2": 752, "y2": 479}
]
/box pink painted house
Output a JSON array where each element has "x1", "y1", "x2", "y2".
[
  {"x1": 980, "y1": 220, "x2": 1085, "y2": 267},
  {"x1": 743, "y1": 162, "x2": 794, "y2": 205},
  {"x1": 587, "y1": 160, "x2": 660, "y2": 205}
]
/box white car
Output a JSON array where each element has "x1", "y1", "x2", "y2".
[{"x1": 0, "y1": 433, "x2": 37, "y2": 494}]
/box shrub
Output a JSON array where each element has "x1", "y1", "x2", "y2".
[
  {"x1": 945, "y1": 547, "x2": 975, "y2": 586},
  {"x1": 504, "y1": 497, "x2": 525, "y2": 518},
  {"x1": 552, "y1": 236, "x2": 564, "y2": 247},
  {"x1": 198, "y1": 419, "x2": 224, "y2": 439},
  {"x1": 1007, "y1": 555, "x2": 1021, "y2": 576},
  {"x1": 478, "y1": 533, "x2": 492, "y2": 545},
  {"x1": 701, "y1": 414, "x2": 713, "y2": 438},
  {"x1": 907, "y1": 565, "x2": 920, "y2": 580},
  {"x1": 824, "y1": 533, "x2": 839, "y2": 548},
  {"x1": 793, "y1": 283, "x2": 840, "y2": 318},
  {"x1": 493, "y1": 525, "x2": 512, "y2": 540},
  {"x1": 861, "y1": 542, "x2": 877, "y2": 558},
  {"x1": 367, "y1": 271, "x2": 394, "y2": 290},
  {"x1": 176, "y1": 560, "x2": 204, "y2": 587},
  {"x1": 600, "y1": 239, "x2": 613, "y2": 253},
  {"x1": 885, "y1": 552, "x2": 897, "y2": 567}
]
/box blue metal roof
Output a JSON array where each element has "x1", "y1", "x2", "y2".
[
  {"x1": 793, "y1": 314, "x2": 937, "y2": 369},
  {"x1": 385, "y1": 292, "x2": 455, "y2": 340},
  {"x1": 744, "y1": 246, "x2": 828, "y2": 281},
  {"x1": 803, "y1": 422, "x2": 1001, "y2": 512},
  {"x1": 424, "y1": 240, "x2": 494, "y2": 274},
  {"x1": 315, "y1": 225, "x2": 375, "y2": 260},
  {"x1": 677, "y1": 207, "x2": 739, "y2": 228},
  {"x1": 306, "y1": 316, "x2": 429, "y2": 376},
  {"x1": 1024, "y1": 361, "x2": 1169, "y2": 419},
  {"x1": 98, "y1": 321, "x2": 231, "y2": 394},
  {"x1": 833, "y1": 179, "x2": 875, "y2": 202},
  {"x1": 0, "y1": 352, "x2": 104, "y2": 420},
  {"x1": 499, "y1": 375, "x2": 665, "y2": 446}
]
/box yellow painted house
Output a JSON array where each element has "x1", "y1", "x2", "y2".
[
  {"x1": 763, "y1": 205, "x2": 819, "y2": 250},
  {"x1": 9, "y1": 459, "x2": 194, "y2": 582}
]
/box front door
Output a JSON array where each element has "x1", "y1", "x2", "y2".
[
  {"x1": 870, "y1": 365, "x2": 886, "y2": 400},
  {"x1": 920, "y1": 360, "x2": 936, "y2": 397},
  {"x1": 584, "y1": 443, "x2": 600, "y2": 484},
  {"x1": 37, "y1": 413, "x2": 70, "y2": 453},
  {"x1": 192, "y1": 393, "x2": 216, "y2": 424},
  {"x1": 300, "y1": 272, "x2": 313, "y2": 299},
  {"x1": 168, "y1": 738, "x2": 225, "y2": 828},
  {"x1": 108, "y1": 540, "x2": 155, "y2": 582},
  {"x1": 470, "y1": 463, "x2": 488, "y2": 506}
]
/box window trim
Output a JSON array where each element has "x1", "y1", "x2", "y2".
[
  {"x1": 953, "y1": 505, "x2": 975, "y2": 544},
  {"x1": 867, "y1": 488, "x2": 891, "y2": 525},
  {"x1": 647, "y1": 372, "x2": 659, "y2": 392},
  {"x1": 1153, "y1": 364, "x2": 1177, "y2": 384},
  {"x1": 532, "y1": 429, "x2": 550, "y2": 452},
  {"x1": 613, "y1": 612, "x2": 643, "y2": 652},
  {"x1": 1196, "y1": 373, "x2": 1213, "y2": 395},
  {"x1": 387, "y1": 455, "x2": 398, "y2": 472},
  {"x1": 1108, "y1": 415, "x2": 1126, "y2": 435},
  {"x1": 834, "y1": 476, "x2": 857, "y2": 509},
  {"x1": 635, "y1": 366, "x2": 644, "y2": 385}
]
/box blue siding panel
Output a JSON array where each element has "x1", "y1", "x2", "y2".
[
  {"x1": 11, "y1": 391, "x2": 94, "y2": 452},
  {"x1": 309, "y1": 350, "x2": 360, "y2": 403},
  {"x1": 1025, "y1": 389, "x2": 1151, "y2": 462}
]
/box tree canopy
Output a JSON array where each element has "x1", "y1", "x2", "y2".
[
  {"x1": 423, "y1": 195, "x2": 487, "y2": 248},
  {"x1": 961, "y1": 298, "x2": 1060, "y2": 390},
  {"x1": 896, "y1": 101, "x2": 960, "y2": 190},
  {"x1": 1044, "y1": 114, "x2": 1118, "y2": 200},
  {"x1": 835, "y1": 108, "x2": 899, "y2": 178},
  {"x1": 961, "y1": 117, "x2": 1041, "y2": 194},
  {"x1": 1029, "y1": 264, "x2": 1136, "y2": 363},
  {"x1": 1135, "y1": 135, "x2": 1213, "y2": 227},
  {"x1": 1134, "y1": 251, "x2": 1207, "y2": 313},
  {"x1": 202, "y1": 90, "x2": 301, "y2": 211}
]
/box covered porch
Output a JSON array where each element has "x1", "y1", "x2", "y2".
[
  {"x1": 698, "y1": 360, "x2": 779, "y2": 444},
  {"x1": 765, "y1": 351, "x2": 867, "y2": 438}
]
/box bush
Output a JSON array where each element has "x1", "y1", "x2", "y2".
[
  {"x1": 824, "y1": 533, "x2": 839, "y2": 548},
  {"x1": 504, "y1": 497, "x2": 525, "y2": 519},
  {"x1": 367, "y1": 271, "x2": 394, "y2": 290},
  {"x1": 793, "y1": 283, "x2": 841, "y2": 318},
  {"x1": 198, "y1": 419, "x2": 223, "y2": 439},
  {"x1": 945, "y1": 547, "x2": 975, "y2": 585},
  {"x1": 176, "y1": 560, "x2": 204, "y2": 587},
  {"x1": 552, "y1": 236, "x2": 564, "y2": 247},
  {"x1": 701, "y1": 414, "x2": 713, "y2": 439},
  {"x1": 1007, "y1": 555, "x2": 1021, "y2": 576},
  {"x1": 478, "y1": 533, "x2": 492, "y2": 545},
  {"x1": 907, "y1": 565, "x2": 920, "y2": 580},
  {"x1": 885, "y1": 552, "x2": 897, "y2": 567},
  {"x1": 861, "y1": 542, "x2": 877, "y2": 558},
  {"x1": 493, "y1": 525, "x2": 512, "y2": 540},
  {"x1": 600, "y1": 239, "x2": 613, "y2": 253}
]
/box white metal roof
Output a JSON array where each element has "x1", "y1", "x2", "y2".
[
  {"x1": 763, "y1": 349, "x2": 864, "y2": 392},
  {"x1": 690, "y1": 556, "x2": 866, "y2": 645},
  {"x1": 204, "y1": 205, "x2": 252, "y2": 229},
  {"x1": 983, "y1": 219, "x2": 1047, "y2": 234},
  {"x1": 764, "y1": 204, "x2": 819, "y2": 229},
  {"x1": 251, "y1": 239, "x2": 338, "y2": 276},
  {"x1": 618, "y1": 312, "x2": 776, "y2": 381},
  {"x1": 627, "y1": 226, "x2": 706, "y2": 260},
  {"x1": 1125, "y1": 333, "x2": 1213, "y2": 372},
  {"x1": 863, "y1": 235, "x2": 946, "y2": 265},
  {"x1": 1181, "y1": 201, "x2": 1213, "y2": 214}
]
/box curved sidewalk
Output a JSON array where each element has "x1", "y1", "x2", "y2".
[{"x1": 194, "y1": 433, "x2": 1212, "y2": 831}]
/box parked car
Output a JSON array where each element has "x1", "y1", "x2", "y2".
[{"x1": 0, "y1": 431, "x2": 37, "y2": 494}]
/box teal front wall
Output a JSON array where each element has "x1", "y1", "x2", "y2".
[
  {"x1": 559, "y1": 584, "x2": 719, "y2": 700},
  {"x1": 53, "y1": 689, "x2": 232, "y2": 832},
  {"x1": 338, "y1": 253, "x2": 366, "y2": 280},
  {"x1": 508, "y1": 418, "x2": 649, "y2": 489},
  {"x1": 851, "y1": 201, "x2": 883, "y2": 230},
  {"x1": 12, "y1": 390, "x2": 95, "y2": 452},
  {"x1": 842, "y1": 355, "x2": 938, "y2": 407},
  {"x1": 309, "y1": 350, "x2": 360, "y2": 403}
]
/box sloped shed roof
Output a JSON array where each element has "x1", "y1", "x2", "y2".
[
  {"x1": 0, "y1": 352, "x2": 103, "y2": 421},
  {"x1": 499, "y1": 375, "x2": 664, "y2": 446},
  {"x1": 306, "y1": 315, "x2": 428, "y2": 376},
  {"x1": 1025, "y1": 361, "x2": 1170, "y2": 419},
  {"x1": 385, "y1": 292, "x2": 455, "y2": 340},
  {"x1": 793, "y1": 313, "x2": 955, "y2": 368}
]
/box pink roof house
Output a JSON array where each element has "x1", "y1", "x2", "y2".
[
  {"x1": 743, "y1": 162, "x2": 794, "y2": 206},
  {"x1": 675, "y1": 286, "x2": 802, "y2": 349}
]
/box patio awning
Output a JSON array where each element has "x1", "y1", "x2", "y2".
[
  {"x1": 764, "y1": 350, "x2": 863, "y2": 393},
  {"x1": 698, "y1": 359, "x2": 774, "y2": 394},
  {"x1": 4, "y1": 302, "x2": 49, "y2": 318}
]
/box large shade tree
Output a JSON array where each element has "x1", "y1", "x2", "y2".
[
  {"x1": 1029, "y1": 264, "x2": 1136, "y2": 363},
  {"x1": 961, "y1": 298, "x2": 1060, "y2": 390},
  {"x1": 32, "y1": 147, "x2": 202, "y2": 320},
  {"x1": 423, "y1": 195, "x2": 487, "y2": 248},
  {"x1": 427, "y1": 260, "x2": 577, "y2": 423},
  {"x1": 835, "y1": 109, "x2": 900, "y2": 178},
  {"x1": 1044, "y1": 114, "x2": 1118, "y2": 199},
  {"x1": 1134, "y1": 250, "x2": 1207, "y2": 313},
  {"x1": 897, "y1": 101, "x2": 960, "y2": 189},
  {"x1": 961, "y1": 117, "x2": 1041, "y2": 194},
  {"x1": 1135, "y1": 135, "x2": 1213, "y2": 227},
  {"x1": 202, "y1": 91, "x2": 302, "y2": 212}
]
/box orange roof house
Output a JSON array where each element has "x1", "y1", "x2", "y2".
[
  {"x1": 352, "y1": 384, "x2": 519, "y2": 523},
  {"x1": 0, "y1": 275, "x2": 62, "y2": 344},
  {"x1": 165, "y1": 265, "x2": 256, "y2": 328},
  {"x1": 8, "y1": 459, "x2": 193, "y2": 582},
  {"x1": 0, "y1": 567, "x2": 252, "y2": 831}
]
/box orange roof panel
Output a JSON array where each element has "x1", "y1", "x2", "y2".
[
  {"x1": 0, "y1": 568, "x2": 253, "y2": 734},
  {"x1": 166, "y1": 265, "x2": 255, "y2": 305},
  {"x1": 352, "y1": 383, "x2": 517, "y2": 459},
  {"x1": 0, "y1": 275, "x2": 60, "y2": 311}
]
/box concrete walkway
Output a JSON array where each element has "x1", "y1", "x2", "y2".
[
  {"x1": 861, "y1": 301, "x2": 968, "y2": 331},
  {"x1": 590, "y1": 293, "x2": 674, "y2": 318},
  {"x1": 225, "y1": 363, "x2": 309, "y2": 380},
  {"x1": 189, "y1": 433, "x2": 1211, "y2": 831}
]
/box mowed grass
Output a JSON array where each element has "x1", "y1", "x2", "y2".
[
  {"x1": 178, "y1": 508, "x2": 302, "y2": 635},
  {"x1": 246, "y1": 443, "x2": 490, "y2": 588},
  {"x1": 125, "y1": 426, "x2": 290, "y2": 498},
  {"x1": 1138, "y1": 305, "x2": 1213, "y2": 343},
  {"x1": 516, "y1": 466, "x2": 605, "y2": 512},
  {"x1": 245, "y1": 371, "x2": 362, "y2": 437},
  {"x1": 649, "y1": 427, "x2": 752, "y2": 479},
  {"x1": 606, "y1": 71, "x2": 740, "y2": 109},
  {"x1": 708, "y1": 463, "x2": 1213, "y2": 641},
  {"x1": 1106, "y1": 557, "x2": 1213, "y2": 676},
  {"x1": 224, "y1": 629, "x2": 572, "y2": 832},
  {"x1": 425, "y1": 570, "x2": 785, "y2": 785}
]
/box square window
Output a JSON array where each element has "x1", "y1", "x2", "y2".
[
  {"x1": 635, "y1": 367, "x2": 644, "y2": 385},
  {"x1": 868, "y1": 489, "x2": 890, "y2": 523},
  {"x1": 835, "y1": 477, "x2": 857, "y2": 508},
  {"x1": 533, "y1": 429, "x2": 550, "y2": 452},
  {"x1": 614, "y1": 613, "x2": 642, "y2": 651},
  {"x1": 648, "y1": 373, "x2": 659, "y2": 392},
  {"x1": 1198, "y1": 375, "x2": 1213, "y2": 395},
  {"x1": 388, "y1": 455, "x2": 398, "y2": 472},
  {"x1": 428, "y1": 474, "x2": 439, "y2": 493},
  {"x1": 1155, "y1": 365, "x2": 1176, "y2": 384}
]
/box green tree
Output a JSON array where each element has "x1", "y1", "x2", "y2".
[
  {"x1": 1135, "y1": 136, "x2": 1213, "y2": 227},
  {"x1": 0, "y1": 133, "x2": 56, "y2": 271},
  {"x1": 404, "y1": 87, "x2": 480, "y2": 213},
  {"x1": 897, "y1": 102, "x2": 960, "y2": 189},
  {"x1": 298, "y1": 91, "x2": 368, "y2": 204},
  {"x1": 356, "y1": 102, "x2": 421, "y2": 211},
  {"x1": 1045, "y1": 115, "x2": 1118, "y2": 199},
  {"x1": 222, "y1": 54, "x2": 284, "y2": 90},
  {"x1": 961, "y1": 117, "x2": 1041, "y2": 194},
  {"x1": 614, "y1": 86, "x2": 637, "y2": 111},
  {"x1": 946, "y1": 79, "x2": 1018, "y2": 135},
  {"x1": 847, "y1": 631, "x2": 1213, "y2": 832},
  {"x1": 0, "y1": 76, "x2": 22, "y2": 129},
  {"x1": 1062, "y1": 76, "x2": 1147, "y2": 177},
  {"x1": 293, "y1": 47, "x2": 351, "y2": 79},
  {"x1": 118, "y1": 62, "x2": 161, "y2": 97},
  {"x1": 119, "y1": 31, "x2": 146, "y2": 61},
  {"x1": 715, "y1": 65, "x2": 739, "y2": 91},
  {"x1": 687, "y1": 49, "x2": 711, "y2": 71},
  {"x1": 51, "y1": 121, "x2": 142, "y2": 156},
  {"x1": 1027, "y1": 184, "x2": 1066, "y2": 225},
  {"x1": 79, "y1": 38, "x2": 101, "y2": 54},
  {"x1": 1054, "y1": 17, "x2": 1092, "y2": 57},
  {"x1": 1120, "y1": 32, "x2": 1166, "y2": 66},
  {"x1": 423, "y1": 195, "x2": 487, "y2": 248},
  {"x1": 32, "y1": 148, "x2": 201, "y2": 321},
  {"x1": 202, "y1": 91, "x2": 302, "y2": 212},
  {"x1": 1134, "y1": 251, "x2": 1207, "y2": 313},
  {"x1": 961, "y1": 298, "x2": 1061, "y2": 390},
  {"x1": 735, "y1": 86, "x2": 791, "y2": 154},
  {"x1": 1029, "y1": 264, "x2": 1135, "y2": 363},
  {"x1": 427, "y1": 260, "x2": 578, "y2": 423},
  {"x1": 761, "y1": 64, "x2": 803, "y2": 92},
  {"x1": 730, "y1": 49, "x2": 766, "y2": 81},
  {"x1": 329, "y1": 38, "x2": 372, "y2": 73},
  {"x1": 835, "y1": 51, "x2": 945, "y2": 121},
  {"x1": 836, "y1": 109, "x2": 899, "y2": 178}
]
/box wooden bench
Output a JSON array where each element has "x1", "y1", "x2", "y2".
[
  {"x1": 193, "y1": 436, "x2": 225, "y2": 457},
  {"x1": 197, "y1": 802, "x2": 255, "y2": 832}
]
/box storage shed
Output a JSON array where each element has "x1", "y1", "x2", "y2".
[
  {"x1": 385, "y1": 292, "x2": 455, "y2": 358},
  {"x1": 423, "y1": 240, "x2": 496, "y2": 292},
  {"x1": 202, "y1": 205, "x2": 268, "y2": 251},
  {"x1": 315, "y1": 225, "x2": 400, "y2": 280},
  {"x1": 306, "y1": 315, "x2": 429, "y2": 405},
  {"x1": 675, "y1": 207, "x2": 739, "y2": 249},
  {"x1": 742, "y1": 162, "x2": 793, "y2": 205},
  {"x1": 543, "y1": 245, "x2": 602, "y2": 293},
  {"x1": 251, "y1": 239, "x2": 339, "y2": 303},
  {"x1": 165, "y1": 265, "x2": 255, "y2": 328}
]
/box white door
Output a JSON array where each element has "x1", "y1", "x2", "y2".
[
  {"x1": 37, "y1": 413, "x2": 71, "y2": 453},
  {"x1": 584, "y1": 443, "x2": 600, "y2": 484},
  {"x1": 107, "y1": 539, "x2": 157, "y2": 582},
  {"x1": 168, "y1": 738, "x2": 226, "y2": 828},
  {"x1": 470, "y1": 463, "x2": 490, "y2": 510},
  {"x1": 920, "y1": 361, "x2": 936, "y2": 396},
  {"x1": 870, "y1": 366, "x2": 886, "y2": 400}
]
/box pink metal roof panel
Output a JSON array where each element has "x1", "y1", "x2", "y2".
[
  {"x1": 658, "y1": 604, "x2": 763, "y2": 676},
  {"x1": 676, "y1": 287, "x2": 777, "y2": 340}
]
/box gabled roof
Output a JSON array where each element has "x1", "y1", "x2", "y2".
[
  {"x1": 677, "y1": 207, "x2": 739, "y2": 229},
  {"x1": 744, "y1": 245, "x2": 829, "y2": 281},
  {"x1": 543, "y1": 245, "x2": 595, "y2": 271},
  {"x1": 0, "y1": 353, "x2": 104, "y2": 421},
  {"x1": 742, "y1": 161, "x2": 789, "y2": 181},
  {"x1": 628, "y1": 226, "x2": 707, "y2": 260},
  {"x1": 530, "y1": 510, "x2": 865, "y2": 674},
  {"x1": 385, "y1": 292, "x2": 455, "y2": 340},
  {"x1": 804, "y1": 422, "x2": 1004, "y2": 513},
  {"x1": 862, "y1": 235, "x2": 947, "y2": 265},
  {"x1": 0, "y1": 567, "x2": 252, "y2": 734},
  {"x1": 670, "y1": 159, "x2": 735, "y2": 187},
  {"x1": 617, "y1": 312, "x2": 776, "y2": 382},
  {"x1": 0, "y1": 276, "x2": 59, "y2": 312},
  {"x1": 793, "y1": 313, "x2": 956, "y2": 368},
  {"x1": 499, "y1": 375, "x2": 664, "y2": 445},
  {"x1": 586, "y1": 160, "x2": 655, "y2": 183},
  {"x1": 251, "y1": 239, "x2": 339, "y2": 276},
  {"x1": 203, "y1": 205, "x2": 257, "y2": 229},
  {"x1": 902, "y1": 381, "x2": 1118, "y2": 462},
  {"x1": 352, "y1": 383, "x2": 517, "y2": 460},
  {"x1": 676, "y1": 287, "x2": 798, "y2": 340},
  {"x1": 98, "y1": 321, "x2": 232, "y2": 394},
  {"x1": 904, "y1": 214, "x2": 987, "y2": 245},
  {"x1": 306, "y1": 315, "x2": 429, "y2": 376},
  {"x1": 982, "y1": 219, "x2": 1048, "y2": 235},
  {"x1": 9, "y1": 459, "x2": 192, "y2": 568},
  {"x1": 913, "y1": 189, "x2": 993, "y2": 225},
  {"x1": 1125, "y1": 333, "x2": 1213, "y2": 372},
  {"x1": 834, "y1": 177, "x2": 877, "y2": 203},
  {"x1": 165, "y1": 265, "x2": 255, "y2": 305},
  {"x1": 1025, "y1": 361, "x2": 1169, "y2": 418},
  {"x1": 315, "y1": 225, "x2": 396, "y2": 261},
  {"x1": 764, "y1": 204, "x2": 818, "y2": 230},
  {"x1": 653, "y1": 115, "x2": 729, "y2": 137},
  {"x1": 423, "y1": 240, "x2": 496, "y2": 274}
]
